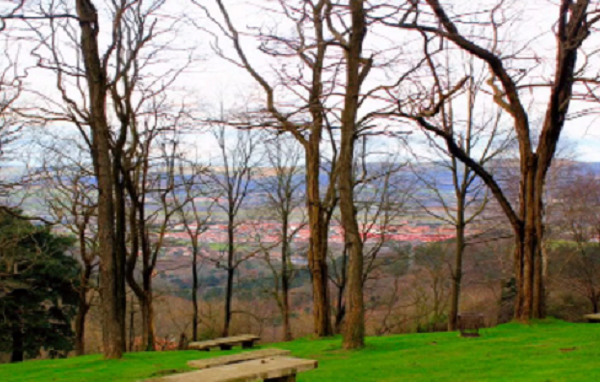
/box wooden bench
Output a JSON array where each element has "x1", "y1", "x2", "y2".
[
  {"x1": 152, "y1": 356, "x2": 317, "y2": 382},
  {"x1": 458, "y1": 313, "x2": 484, "y2": 337},
  {"x1": 187, "y1": 335, "x2": 260, "y2": 351},
  {"x1": 187, "y1": 348, "x2": 291, "y2": 369},
  {"x1": 584, "y1": 313, "x2": 600, "y2": 323}
]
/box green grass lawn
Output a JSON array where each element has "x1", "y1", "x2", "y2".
[{"x1": 1, "y1": 319, "x2": 599, "y2": 382}]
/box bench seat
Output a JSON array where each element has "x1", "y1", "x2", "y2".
[
  {"x1": 187, "y1": 334, "x2": 260, "y2": 351},
  {"x1": 187, "y1": 348, "x2": 291, "y2": 369},
  {"x1": 153, "y1": 356, "x2": 317, "y2": 382}
]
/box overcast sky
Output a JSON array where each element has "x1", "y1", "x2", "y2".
[{"x1": 1, "y1": 0, "x2": 599, "y2": 164}]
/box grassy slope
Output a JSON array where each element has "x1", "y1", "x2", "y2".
[{"x1": 1, "y1": 319, "x2": 599, "y2": 382}]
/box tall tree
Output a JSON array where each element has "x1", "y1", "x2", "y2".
[
  {"x1": 209, "y1": 126, "x2": 260, "y2": 337},
  {"x1": 330, "y1": 144, "x2": 410, "y2": 333},
  {"x1": 172, "y1": 157, "x2": 212, "y2": 342},
  {"x1": 258, "y1": 137, "x2": 306, "y2": 341},
  {"x1": 26, "y1": 0, "x2": 187, "y2": 356},
  {"x1": 386, "y1": 0, "x2": 600, "y2": 320},
  {"x1": 202, "y1": 0, "x2": 340, "y2": 337},
  {"x1": 409, "y1": 54, "x2": 512, "y2": 331},
  {"x1": 75, "y1": 0, "x2": 124, "y2": 358},
  {"x1": 124, "y1": 116, "x2": 188, "y2": 351},
  {"x1": 328, "y1": 0, "x2": 371, "y2": 349}
]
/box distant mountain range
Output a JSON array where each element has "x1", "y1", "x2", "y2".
[{"x1": 3, "y1": 161, "x2": 599, "y2": 214}]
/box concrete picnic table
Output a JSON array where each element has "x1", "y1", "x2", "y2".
[
  {"x1": 584, "y1": 313, "x2": 600, "y2": 323},
  {"x1": 187, "y1": 348, "x2": 291, "y2": 369},
  {"x1": 187, "y1": 334, "x2": 260, "y2": 351},
  {"x1": 151, "y1": 356, "x2": 317, "y2": 382}
]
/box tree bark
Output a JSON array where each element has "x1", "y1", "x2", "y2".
[
  {"x1": 513, "y1": 158, "x2": 546, "y2": 321},
  {"x1": 129, "y1": 295, "x2": 135, "y2": 352},
  {"x1": 75, "y1": 264, "x2": 91, "y2": 356},
  {"x1": 192, "y1": 245, "x2": 200, "y2": 342},
  {"x1": 305, "y1": 3, "x2": 334, "y2": 337},
  {"x1": 340, "y1": 0, "x2": 367, "y2": 350},
  {"x1": 113, "y1": 152, "x2": 128, "y2": 351},
  {"x1": 74, "y1": 306, "x2": 87, "y2": 356},
  {"x1": 125, "y1": 195, "x2": 156, "y2": 352},
  {"x1": 448, "y1": 217, "x2": 465, "y2": 331},
  {"x1": 306, "y1": 147, "x2": 333, "y2": 338},
  {"x1": 334, "y1": 248, "x2": 347, "y2": 334},
  {"x1": 281, "y1": 215, "x2": 293, "y2": 341},
  {"x1": 76, "y1": 0, "x2": 123, "y2": 359},
  {"x1": 223, "y1": 214, "x2": 235, "y2": 337},
  {"x1": 75, "y1": 232, "x2": 92, "y2": 356},
  {"x1": 140, "y1": 286, "x2": 155, "y2": 351}
]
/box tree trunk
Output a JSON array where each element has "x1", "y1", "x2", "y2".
[
  {"x1": 514, "y1": 158, "x2": 546, "y2": 321},
  {"x1": 223, "y1": 216, "x2": 235, "y2": 337},
  {"x1": 11, "y1": 326, "x2": 24, "y2": 363},
  {"x1": 339, "y1": 164, "x2": 365, "y2": 349},
  {"x1": 129, "y1": 296, "x2": 135, "y2": 352},
  {"x1": 76, "y1": 0, "x2": 123, "y2": 359},
  {"x1": 281, "y1": 278, "x2": 292, "y2": 341},
  {"x1": 192, "y1": 245, "x2": 199, "y2": 342},
  {"x1": 74, "y1": 308, "x2": 86, "y2": 356},
  {"x1": 340, "y1": 0, "x2": 367, "y2": 350},
  {"x1": 113, "y1": 161, "x2": 128, "y2": 351},
  {"x1": 334, "y1": 291, "x2": 346, "y2": 334},
  {"x1": 75, "y1": 299, "x2": 90, "y2": 356},
  {"x1": 140, "y1": 285, "x2": 155, "y2": 351},
  {"x1": 305, "y1": 147, "x2": 333, "y2": 338},
  {"x1": 126, "y1": 202, "x2": 141, "y2": 352},
  {"x1": 334, "y1": 248, "x2": 347, "y2": 334},
  {"x1": 448, "y1": 222, "x2": 465, "y2": 331},
  {"x1": 281, "y1": 217, "x2": 293, "y2": 341},
  {"x1": 95, "y1": 129, "x2": 122, "y2": 359},
  {"x1": 223, "y1": 266, "x2": 234, "y2": 337},
  {"x1": 75, "y1": 241, "x2": 92, "y2": 356}
]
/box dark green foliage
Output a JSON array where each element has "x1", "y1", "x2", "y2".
[{"x1": 0, "y1": 210, "x2": 79, "y2": 362}]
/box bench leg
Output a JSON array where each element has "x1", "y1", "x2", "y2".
[
  {"x1": 266, "y1": 375, "x2": 296, "y2": 382},
  {"x1": 219, "y1": 344, "x2": 233, "y2": 351},
  {"x1": 242, "y1": 341, "x2": 255, "y2": 349}
]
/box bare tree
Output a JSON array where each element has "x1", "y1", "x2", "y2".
[
  {"x1": 330, "y1": 140, "x2": 411, "y2": 333},
  {"x1": 382, "y1": 0, "x2": 600, "y2": 321},
  {"x1": 40, "y1": 145, "x2": 98, "y2": 356},
  {"x1": 209, "y1": 126, "x2": 260, "y2": 337},
  {"x1": 256, "y1": 136, "x2": 306, "y2": 341},
  {"x1": 123, "y1": 108, "x2": 190, "y2": 351},
  {"x1": 198, "y1": 0, "x2": 341, "y2": 337},
  {"x1": 323, "y1": 0, "x2": 372, "y2": 349},
  {"x1": 553, "y1": 170, "x2": 600, "y2": 313},
  {"x1": 408, "y1": 53, "x2": 513, "y2": 331},
  {"x1": 74, "y1": 0, "x2": 124, "y2": 358},
  {"x1": 0, "y1": 52, "x2": 21, "y2": 172},
  {"x1": 24, "y1": 0, "x2": 187, "y2": 357},
  {"x1": 0, "y1": 1, "x2": 42, "y2": 35},
  {"x1": 0, "y1": 31, "x2": 28, "y2": 211},
  {"x1": 172, "y1": 155, "x2": 212, "y2": 342}
]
